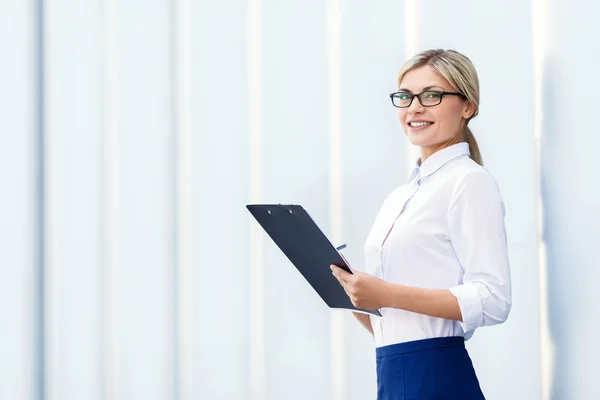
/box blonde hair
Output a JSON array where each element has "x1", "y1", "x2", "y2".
[{"x1": 398, "y1": 49, "x2": 483, "y2": 165}]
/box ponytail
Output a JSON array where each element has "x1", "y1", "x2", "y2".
[{"x1": 464, "y1": 126, "x2": 483, "y2": 166}]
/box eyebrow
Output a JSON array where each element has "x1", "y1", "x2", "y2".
[{"x1": 397, "y1": 85, "x2": 446, "y2": 93}]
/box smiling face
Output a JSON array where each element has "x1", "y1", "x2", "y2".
[{"x1": 398, "y1": 65, "x2": 475, "y2": 161}]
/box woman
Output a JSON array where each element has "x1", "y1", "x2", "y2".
[{"x1": 330, "y1": 49, "x2": 511, "y2": 399}]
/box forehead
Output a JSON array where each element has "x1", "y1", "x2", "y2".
[{"x1": 399, "y1": 65, "x2": 453, "y2": 91}]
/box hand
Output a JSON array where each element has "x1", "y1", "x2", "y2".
[{"x1": 330, "y1": 264, "x2": 390, "y2": 310}]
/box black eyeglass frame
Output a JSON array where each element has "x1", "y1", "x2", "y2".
[{"x1": 389, "y1": 90, "x2": 467, "y2": 108}]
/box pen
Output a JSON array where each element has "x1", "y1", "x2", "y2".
[{"x1": 336, "y1": 244, "x2": 347, "y2": 251}]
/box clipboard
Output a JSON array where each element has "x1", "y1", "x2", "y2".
[{"x1": 247, "y1": 204, "x2": 382, "y2": 317}]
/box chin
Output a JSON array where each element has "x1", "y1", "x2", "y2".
[{"x1": 405, "y1": 132, "x2": 435, "y2": 147}]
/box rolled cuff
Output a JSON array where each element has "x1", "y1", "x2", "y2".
[{"x1": 449, "y1": 283, "x2": 484, "y2": 333}]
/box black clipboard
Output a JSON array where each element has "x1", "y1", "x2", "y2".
[{"x1": 247, "y1": 204, "x2": 382, "y2": 317}]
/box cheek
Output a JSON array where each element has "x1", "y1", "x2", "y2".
[
  {"x1": 398, "y1": 110, "x2": 409, "y2": 133},
  {"x1": 431, "y1": 107, "x2": 460, "y2": 130},
  {"x1": 398, "y1": 109, "x2": 411, "y2": 128}
]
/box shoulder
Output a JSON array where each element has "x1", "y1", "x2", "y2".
[
  {"x1": 449, "y1": 157, "x2": 501, "y2": 192},
  {"x1": 444, "y1": 157, "x2": 504, "y2": 209}
]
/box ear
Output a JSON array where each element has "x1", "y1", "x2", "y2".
[{"x1": 463, "y1": 101, "x2": 476, "y2": 120}]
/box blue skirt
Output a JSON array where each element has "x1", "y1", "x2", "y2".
[{"x1": 376, "y1": 336, "x2": 485, "y2": 400}]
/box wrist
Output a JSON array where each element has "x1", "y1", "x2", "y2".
[{"x1": 381, "y1": 281, "x2": 400, "y2": 308}]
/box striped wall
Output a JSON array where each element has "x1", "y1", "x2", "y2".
[{"x1": 1, "y1": 1, "x2": 599, "y2": 399}]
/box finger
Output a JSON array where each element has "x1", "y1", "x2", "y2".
[
  {"x1": 330, "y1": 265, "x2": 341, "y2": 278},
  {"x1": 345, "y1": 289, "x2": 358, "y2": 307},
  {"x1": 331, "y1": 268, "x2": 347, "y2": 287},
  {"x1": 345, "y1": 289, "x2": 356, "y2": 299},
  {"x1": 330, "y1": 265, "x2": 343, "y2": 280},
  {"x1": 331, "y1": 264, "x2": 352, "y2": 282},
  {"x1": 331, "y1": 271, "x2": 342, "y2": 284},
  {"x1": 335, "y1": 274, "x2": 352, "y2": 293},
  {"x1": 336, "y1": 277, "x2": 354, "y2": 295}
]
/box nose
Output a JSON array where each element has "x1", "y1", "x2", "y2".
[{"x1": 407, "y1": 95, "x2": 425, "y2": 114}]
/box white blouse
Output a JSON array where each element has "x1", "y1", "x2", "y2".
[{"x1": 365, "y1": 142, "x2": 511, "y2": 347}]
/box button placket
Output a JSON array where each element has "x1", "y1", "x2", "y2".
[
  {"x1": 377, "y1": 172, "x2": 421, "y2": 346},
  {"x1": 379, "y1": 174, "x2": 420, "y2": 279}
]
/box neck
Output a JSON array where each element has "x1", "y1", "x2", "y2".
[{"x1": 420, "y1": 136, "x2": 463, "y2": 163}]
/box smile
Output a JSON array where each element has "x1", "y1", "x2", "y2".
[{"x1": 409, "y1": 121, "x2": 433, "y2": 127}]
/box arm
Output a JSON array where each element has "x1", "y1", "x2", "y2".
[
  {"x1": 331, "y1": 268, "x2": 463, "y2": 321},
  {"x1": 384, "y1": 171, "x2": 512, "y2": 325},
  {"x1": 382, "y1": 284, "x2": 462, "y2": 321},
  {"x1": 445, "y1": 170, "x2": 512, "y2": 332},
  {"x1": 332, "y1": 170, "x2": 511, "y2": 331}
]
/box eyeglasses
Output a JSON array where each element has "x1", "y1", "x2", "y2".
[{"x1": 389, "y1": 90, "x2": 466, "y2": 108}]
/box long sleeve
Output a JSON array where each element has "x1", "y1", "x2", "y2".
[{"x1": 447, "y1": 169, "x2": 512, "y2": 334}]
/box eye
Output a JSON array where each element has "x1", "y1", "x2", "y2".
[
  {"x1": 397, "y1": 92, "x2": 411, "y2": 101},
  {"x1": 423, "y1": 91, "x2": 441, "y2": 100}
]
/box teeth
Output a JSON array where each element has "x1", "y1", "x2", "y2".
[{"x1": 410, "y1": 122, "x2": 432, "y2": 127}]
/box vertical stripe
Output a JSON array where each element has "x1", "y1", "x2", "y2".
[
  {"x1": 248, "y1": 0, "x2": 264, "y2": 399},
  {"x1": 403, "y1": 0, "x2": 420, "y2": 171},
  {"x1": 531, "y1": 0, "x2": 552, "y2": 398},
  {"x1": 101, "y1": 0, "x2": 121, "y2": 398},
  {"x1": 327, "y1": 0, "x2": 344, "y2": 399},
  {"x1": 173, "y1": 0, "x2": 193, "y2": 398},
  {"x1": 34, "y1": 0, "x2": 46, "y2": 398},
  {"x1": 41, "y1": 0, "x2": 60, "y2": 397}
]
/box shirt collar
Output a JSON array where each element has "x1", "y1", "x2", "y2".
[{"x1": 408, "y1": 142, "x2": 470, "y2": 183}]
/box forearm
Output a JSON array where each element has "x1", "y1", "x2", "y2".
[
  {"x1": 383, "y1": 283, "x2": 463, "y2": 321},
  {"x1": 352, "y1": 312, "x2": 374, "y2": 336}
]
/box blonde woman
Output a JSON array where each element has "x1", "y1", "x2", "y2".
[{"x1": 331, "y1": 49, "x2": 511, "y2": 399}]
